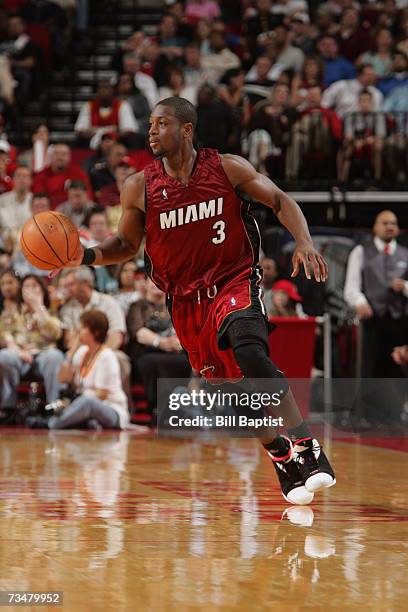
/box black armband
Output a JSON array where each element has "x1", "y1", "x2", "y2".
[{"x1": 81, "y1": 248, "x2": 97, "y2": 266}]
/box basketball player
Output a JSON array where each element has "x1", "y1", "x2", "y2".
[{"x1": 67, "y1": 97, "x2": 335, "y2": 505}]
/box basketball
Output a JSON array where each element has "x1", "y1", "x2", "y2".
[{"x1": 20, "y1": 211, "x2": 80, "y2": 270}]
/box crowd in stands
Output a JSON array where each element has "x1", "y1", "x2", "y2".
[{"x1": 0, "y1": 0, "x2": 407, "y2": 429}]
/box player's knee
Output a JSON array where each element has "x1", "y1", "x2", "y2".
[{"x1": 233, "y1": 342, "x2": 269, "y2": 378}]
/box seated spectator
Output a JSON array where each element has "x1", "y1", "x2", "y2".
[
  {"x1": 56, "y1": 180, "x2": 95, "y2": 229},
  {"x1": 244, "y1": 55, "x2": 277, "y2": 105},
  {"x1": 156, "y1": 13, "x2": 186, "y2": 62},
  {"x1": 196, "y1": 84, "x2": 235, "y2": 152},
  {"x1": 260, "y1": 256, "x2": 279, "y2": 314},
  {"x1": 60, "y1": 266, "x2": 130, "y2": 398},
  {"x1": 201, "y1": 29, "x2": 241, "y2": 84},
  {"x1": 0, "y1": 14, "x2": 37, "y2": 108},
  {"x1": 28, "y1": 310, "x2": 130, "y2": 431},
  {"x1": 110, "y1": 29, "x2": 147, "y2": 73},
  {"x1": 378, "y1": 51, "x2": 408, "y2": 97},
  {"x1": 218, "y1": 68, "x2": 251, "y2": 153},
  {"x1": 322, "y1": 64, "x2": 384, "y2": 118},
  {"x1": 126, "y1": 278, "x2": 191, "y2": 411},
  {"x1": 167, "y1": 1, "x2": 194, "y2": 41},
  {"x1": 358, "y1": 28, "x2": 393, "y2": 78},
  {"x1": 286, "y1": 85, "x2": 342, "y2": 183},
  {"x1": 122, "y1": 53, "x2": 159, "y2": 110},
  {"x1": 33, "y1": 143, "x2": 92, "y2": 209},
  {"x1": 113, "y1": 260, "x2": 143, "y2": 315},
  {"x1": 195, "y1": 18, "x2": 212, "y2": 55},
  {"x1": 116, "y1": 73, "x2": 150, "y2": 141},
  {"x1": 291, "y1": 56, "x2": 324, "y2": 108},
  {"x1": 270, "y1": 279, "x2": 304, "y2": 317},
  {"x1": 246, "y1": 83, "x2": 297, "y2": 175},
  {"x1": 317, "y1": 35, "x2": 355, "y2": 87},
  {"x1": 74, "y1": 79, "x2": 139, "y2": 149},
  {"x1": 337, "y1": 90, "x2": 386, "y2": 184},
  {"x1": 0, "y1": 143, "x2": 13, "y2": 195},
  {"x1": 90, "y1": 141, "x2": 127, "y2": 198},
  {"x1": 98, "y1": 159, "x2": 134, "y2": 211},
  {"x1": 383, "y1": 110, "x2": 408, "y2": 183},
  {"x1": 158, "y1": 65, "x2": 198, "y2": 105},
  {"x1": 12, "y1": 192, "x2": 51, "y2": 277},
  {"x1": 257, "y1": 24, "x2": 305, "y2": 75},
  {"x1": 289, "y1": 12, "x2": 314, "y2": 55},
  {"x1": 0, "y1": 273, "x2": 64, "y2": 410},
  {"x1": 0, "y1": 267, "x2": 20, "y2": 316},
  {"x1": 18, "y1": 124, "x2": 50, "y2": 172},
  {"x1": 383, "y1": 82, "x2": 408, "y2": 112},
  {"x1": 244, "y1": 0, "x2": 282, "y2": 55},
  {"x1": 337, "y1": 8, "x2": 373, "y2": 63},
  {"x1": 0, "y1": 165, "x2": 32, "y2": 250},
  {"x1": 183, "y1": 42, "x2": 208, "y2": 89},
  {"x1": 81, "y1": 207, "x2": 117, "y2": 293},
  {"x1": 83, "y1": 132, "x2": 116, "y2": 175},
  {"x1": 271, "y1": 0, "x2": 309, "y2": 19},
  {"x1": 185, "y1": 0, "x2": 221, "y2": 22}
]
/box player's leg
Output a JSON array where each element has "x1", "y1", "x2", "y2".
[{"x1": 226, "y1": 316, "x2": 336, "y2": 495}]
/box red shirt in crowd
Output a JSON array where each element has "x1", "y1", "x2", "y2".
[{"x1": 33, "y1": 164, "x2": 92, "y2": 209}]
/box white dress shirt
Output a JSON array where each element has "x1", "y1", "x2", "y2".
[
  {"x1": 0, "y1": 190, "x2": 32, "y2": 232},
  {"x1": 344, "y1": 237, "x2": 408, "y2": 308},
  {"x1": 321, "y1": 79, "x2": 384, "y2": 117},
  {"x1": 134, "y1": 72, "x2": 159, "y2": 109}
]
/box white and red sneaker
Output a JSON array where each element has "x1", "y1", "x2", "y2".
[
  {"x1": 267, "y1": 435, "x2": 314, "y2": 505},
  {"x1": 293, "y1": 437, "x2": 336, "y2": 493}
]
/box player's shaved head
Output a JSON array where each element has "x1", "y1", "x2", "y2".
[{"x1": 155, "y1": 97, "x2": 198, "y2": 130}]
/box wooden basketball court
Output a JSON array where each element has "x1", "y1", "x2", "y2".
[{"x1": 0, "y1": 429, "x2": 407, "y2": 611}]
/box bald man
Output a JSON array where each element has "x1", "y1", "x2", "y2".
[{"x1": 344, "y1": 210, "x2": 408, "y2": 424}]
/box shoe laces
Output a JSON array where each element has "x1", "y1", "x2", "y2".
[{"x1": 293, "y1": 437, "x2": 321, "y2": 468}]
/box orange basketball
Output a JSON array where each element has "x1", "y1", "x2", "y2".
[{"x1": 20, "y1": 211, "x2": 80, "y2": 270}]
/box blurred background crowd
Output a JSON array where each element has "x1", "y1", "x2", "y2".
[{"x1": 0, "y1": 0, "x2": 407, "y2": 430}]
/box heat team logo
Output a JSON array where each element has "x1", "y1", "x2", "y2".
[{"x1": 159, "y1": 197, "x2": 224, "y2": 229}]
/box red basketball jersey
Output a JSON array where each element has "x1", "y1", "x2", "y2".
[{"x1": 144, "y1": 148, "x2": 260, "y2": 296}]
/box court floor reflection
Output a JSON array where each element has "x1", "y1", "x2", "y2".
[{"x1": 0, "y1": 430, "x2": 407, "y2": 611}]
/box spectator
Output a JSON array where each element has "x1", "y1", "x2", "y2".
[
  {"x1": 196, "y1": 84, "x2": 235, "y2": 152},
  {"x1": 289, "y1": 12, "x2": 314, "y2": 55},
  {"x1": 286, "y1": 85, "x2": 342, "y2": 183},
  {"x1": 383, "y1": 108, "x2": 408, "y2": 182},
  {"x1": 12, "y1": 192, "x2": 51, "y2": 277},
  {"x1": 60, "y1": 266, "x2": 130, "y2": 397},
  {"x1": 270, "y1": 279, "x2": 304, "y2": 317},
  {"x1": 244, "y1": 0, "x2": 282, "y2": 51},
  {"x1": 18, "y1": 124, "x2": 50, "y2": 172},
  {"x1": 321, "y1": 64, "x2": 384, "y2": 118},
  {"x1": 383, "y1": 82, "x2": 408, "y2": 112},
  {"x1": 0, "y1": 15, "x2": 37, "y2": 107},
  {"x1": 185, "y1": 0, "x2": 221, "y2": 22},
  {"x1": 56, "y1": 180, "x2": 95, "y2": 229},
  {"x1": 183, "y1": 41, "x2": 208, "y2": 89},
  {"x1": 194, "y1": 18, "x2": 212, "y2": 54},
  {"x1": 218, "y1": 68, "x2": 251, "y2": 153},
  {"x1": 378, "y1": 51, "x2": 408, "y2": 97},
  {"x1": 0, "y1": 273, "x2": 64, "y2": 410},
  {"x1": 116, "y1": 73, "x2": 150, "y2": 140},
  {"x1": 344, "y1": 210, "x2": 408, "y2": 424},
  {"x1": 156, "y1": 13, "x2": 186, "y2": 63},
  {"x1": 337, "y1": 89, "x2": 386, "y2": 183},
  {"x1": 74, "y1": 79, "x2": 139, "y2": 149},
  {"x1": 337, "y1": 8, "x2": 373, "y2": 63},
  {"x1": 83, "y1": 132, "x2": 116, "y2": 175},
  {"x1": 0, "y1": 268, "x2": 20, "y2": 316},
  {"x1": 397, "y1": 17, "x2": 408, "y2": 57},
  {"x1": 244, "y1": 55, "x2": 276, "y2": 105},
  {"x1": 158, "y1": 65, "x2": 198, "y2": 105},
  {"x1": 28, "y1": 309, "x2": 129, "y2": 430},
  {"x1": 122, "y1": 53, "x2": 159, "y2": 110},
  {"x1": 359, "y1": 28, "x2": 393, "y2": 78},
  {"x1": 98, "y1": 159, "x2": 134, "y2": 210},
  {"x1": 0, "y1": 144, "x2": 13, "y2": 195},
  {"x1": 317, "y1": 35, "x2": 355, "y2": 87},
  {"x1": 246, "y1": 83, "x2": 297, "y2": 175},
  {"x1": 201, "y1": 29, "x2": 241, "y2": 84},
  {"x1": 258, "y1": 24, "x2": 305, "y2": 75},
  {"x1": 33, "y1": 143, "x2": 92, "y2": 209},
  {"x1": 126, "y1": 278, "x2": 191, "y2": 411},
  {"x1": 290, "y1": 56, "x2": 324, "y2": 108},
  {"x1": 167, "y1": 1, "x2": 194, "y2": 40},
  {"x1": 89, "y1": 141, "x2": 127, "y2": 197},
  {"x1": 260, "y1": 256, "x2": 279, "y2": 314},
  {"x1": 113, "y1": 260, "x2": 142, "y2": 315},
  {"x1": 0, "y1": 166, "x2": 32, "y2": 246},
  {"x1": 110, "y1": 29, "x2": 147, "y2": 73}
]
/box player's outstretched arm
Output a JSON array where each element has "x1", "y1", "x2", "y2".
[
  {"x1": 73, "y1": 172, "x2": 146, "y2": 268},
  {"x1": 221, "y1": 154, "x2": 328, "y2": 282}
]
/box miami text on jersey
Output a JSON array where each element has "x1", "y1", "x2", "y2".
[{"x1": 159, "y1": 197, "x2": 224, "y2": 229}]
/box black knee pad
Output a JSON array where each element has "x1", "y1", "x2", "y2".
[{"x1": 227, "y1": 317, "x2": 289, "y2": 397}]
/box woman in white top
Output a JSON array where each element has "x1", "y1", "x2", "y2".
[{"x1": 48, "y1": 309, "x2": 129, "y2": 430}]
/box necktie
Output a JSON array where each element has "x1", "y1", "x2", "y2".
[{"x1": 384, "y1": 244, "x2": 391, "y2": 255}]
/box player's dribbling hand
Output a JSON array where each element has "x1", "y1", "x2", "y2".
[
  {"x1": 291, "y1": 244, "x2": 328, "y2": 282},
  {"x1": 48, "y1": 242, "x2": 84, "y2": 279}
]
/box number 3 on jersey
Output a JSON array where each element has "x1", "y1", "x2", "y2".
[{"x1": 212, "y1": 220, "x2": 226, "y2": 244}]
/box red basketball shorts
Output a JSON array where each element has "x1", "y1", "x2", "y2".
[{"x1": 168, "y1": 267, "x2": 273, "y2": 381}]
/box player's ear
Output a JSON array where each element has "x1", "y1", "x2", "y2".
[{"x1": 183, "y1": 122, "x2": 193, "y2": 138}]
